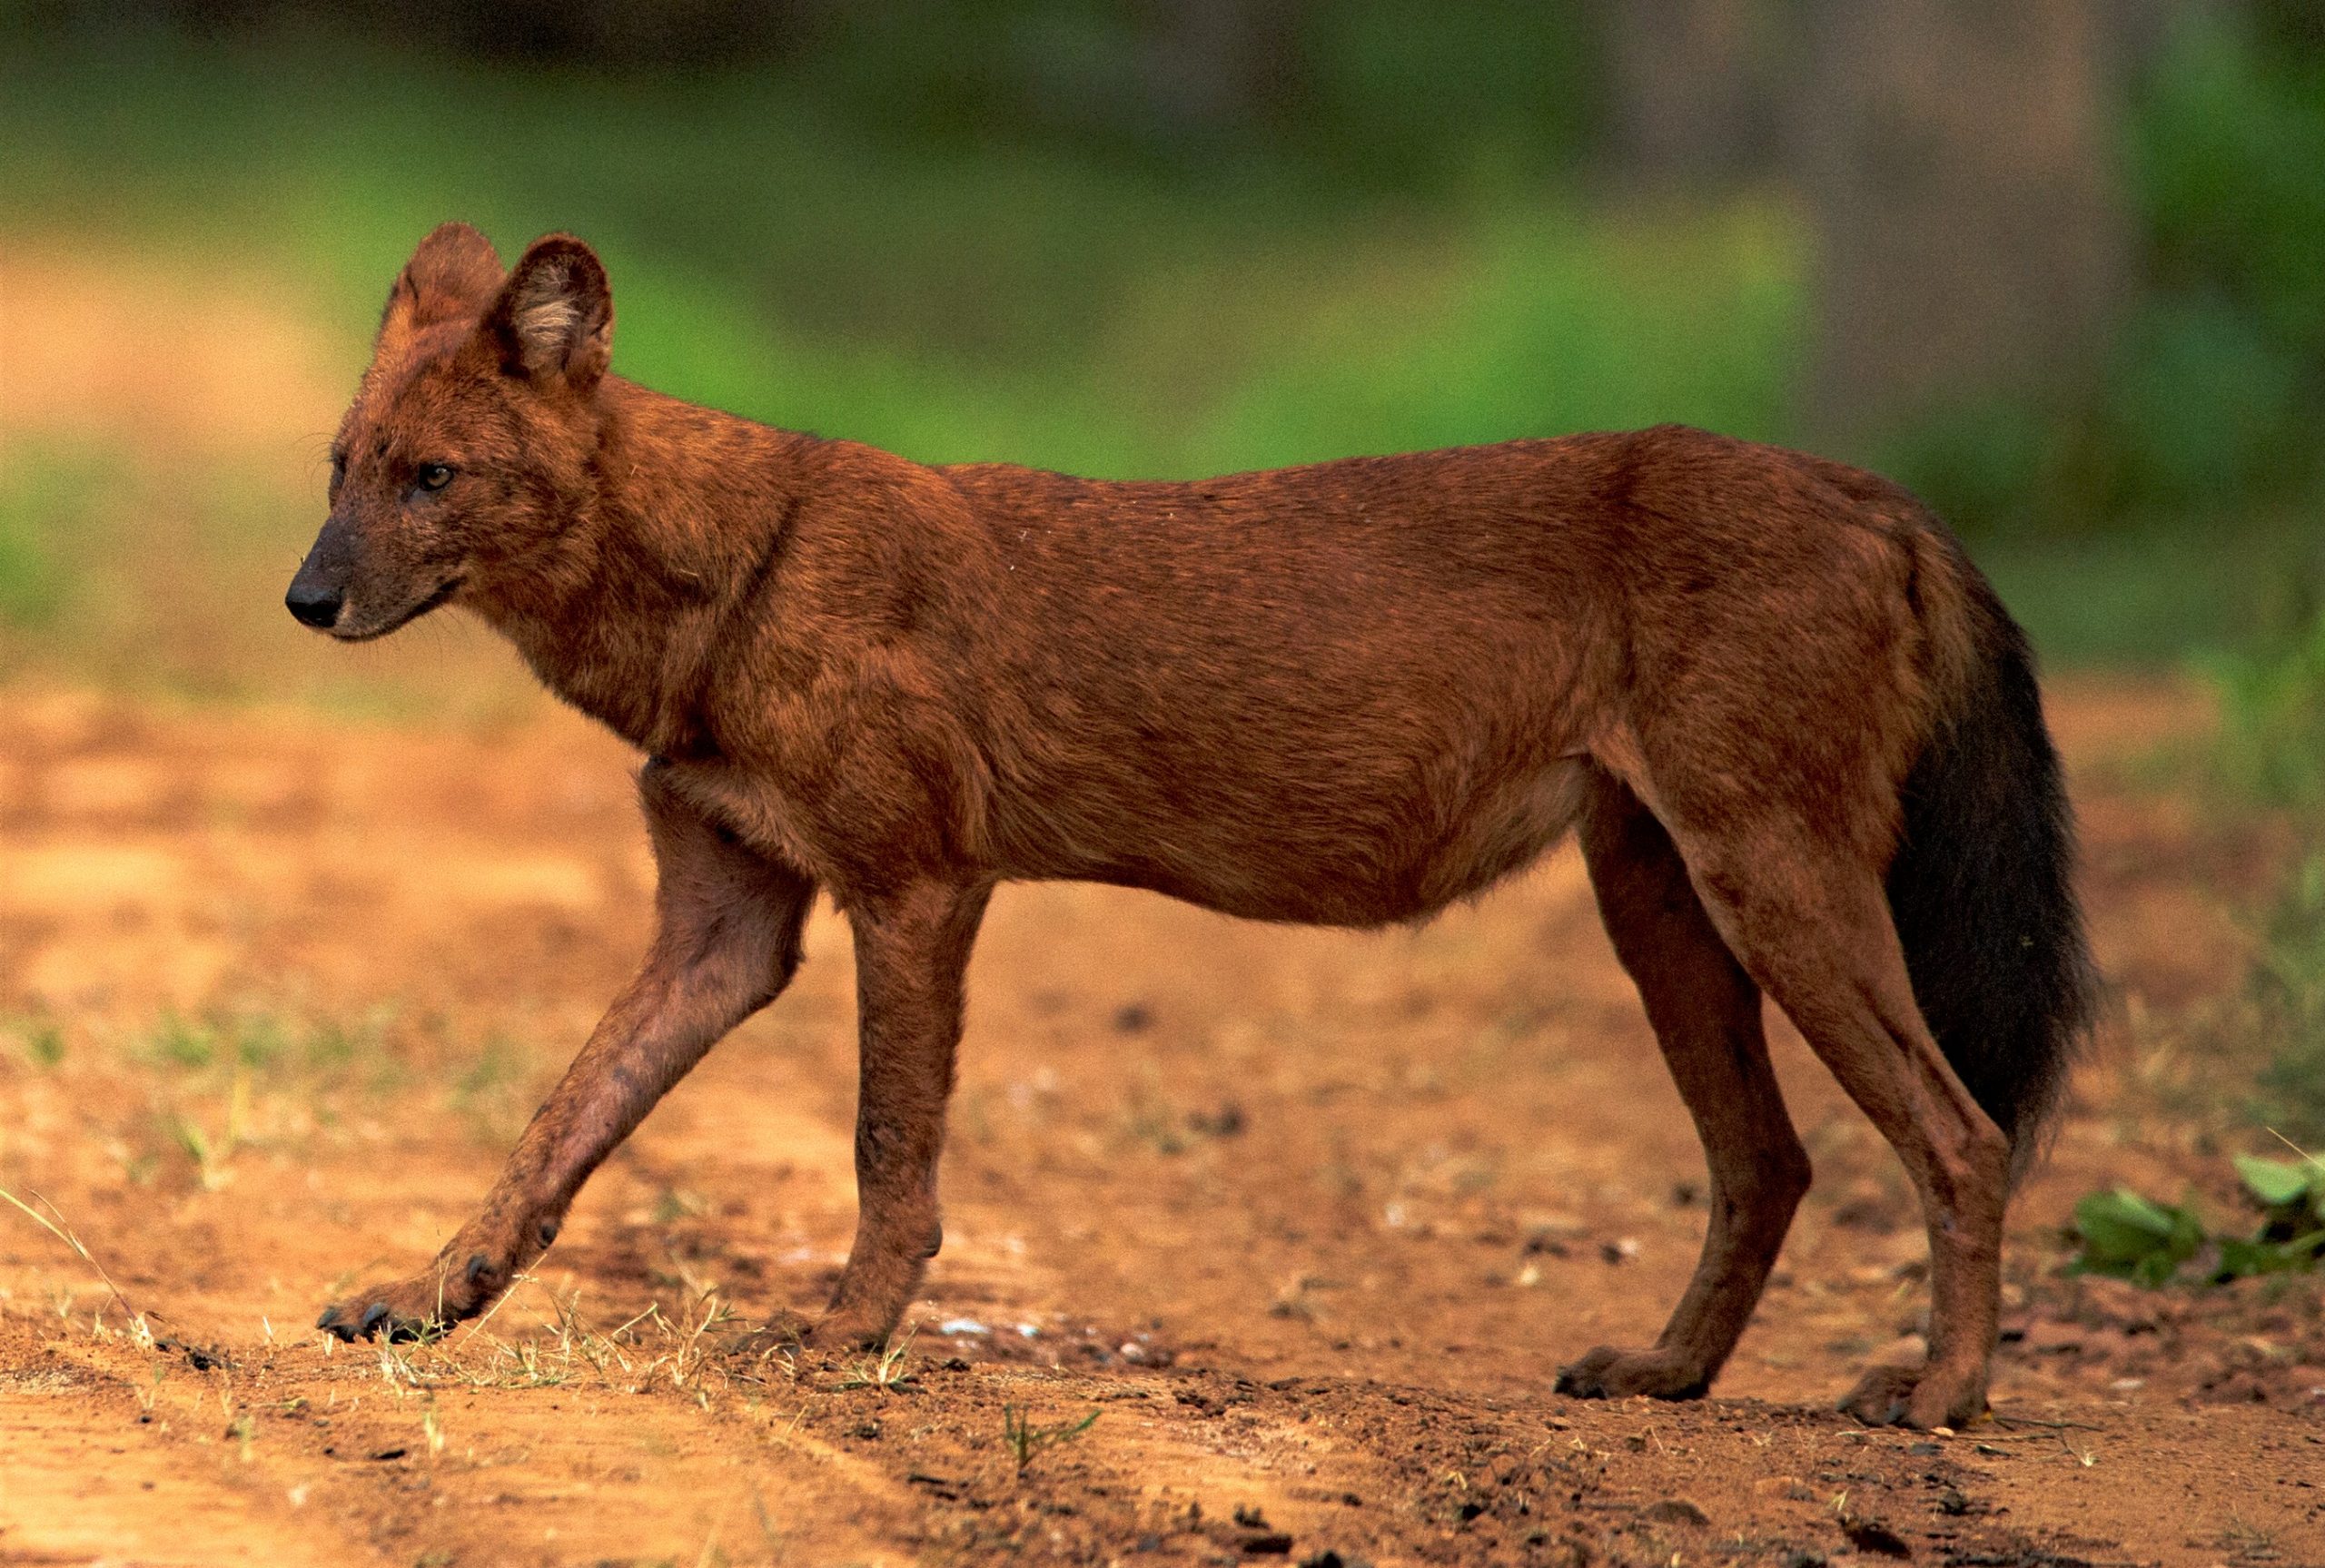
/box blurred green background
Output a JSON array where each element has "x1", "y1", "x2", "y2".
[{"x1": 0, "y1": 0, "x2": 2320, "y2": 692}]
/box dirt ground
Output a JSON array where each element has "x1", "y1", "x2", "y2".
[{"x1": 0, "y1": 671, "x2": 2318, "y2": 1568}]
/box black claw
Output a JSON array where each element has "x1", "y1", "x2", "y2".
[{"x1": 360, "y1": 1302, "x2": 391, "y2": 1332}]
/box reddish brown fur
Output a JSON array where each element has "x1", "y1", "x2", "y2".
[{"x1": 293, "y1": 224, "x2": 2076, "y2": 1429}]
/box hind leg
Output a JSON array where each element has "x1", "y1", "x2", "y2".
[
  {"x1": 1557, "y1": 773, "x2": 1811, "y2": 1401},
  {"x1": 1646, "y1": 809, "x2": 2012, "y2": 1429}
]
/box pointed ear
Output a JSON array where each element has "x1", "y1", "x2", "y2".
[
  {"x1": 378, "y1": 222, "x2": 503, "y2": 353},
  {"x1": 484, "y1": 234, "x2": 613, "y2": 392}
]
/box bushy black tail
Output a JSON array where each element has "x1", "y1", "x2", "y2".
[{"x1": 1887, "y1": 547, "x2": 2097, "y2": 1180}]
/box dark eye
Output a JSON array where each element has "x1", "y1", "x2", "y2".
[
  {"x1": 329, "y1": 451, "x2": 347, "y2": 490},
  {"x1": 416, "y1": 463, "x2": 455, "y2": 492}
]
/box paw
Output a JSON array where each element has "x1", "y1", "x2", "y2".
[
  {"x1": 1838, "y1": 1363, "x2": 1986, "y2": 1429},
  {"x1": 315, "y1": 1251, "x2": 503, "y2": 1344},
  {"x1": 1554, "y1": 1345, "x2": 1711, "y2": 1401},
  {"x1": 720, "y1": 1308, "x2": 816, "y2": 1362},
  {"x1": 802, "y1": 1307, "x2": 896, "y2": 1355}
]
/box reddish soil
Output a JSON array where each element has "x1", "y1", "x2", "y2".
[{"x1": 0, "y1": 675, "x2": 2317, "y2": 1566}]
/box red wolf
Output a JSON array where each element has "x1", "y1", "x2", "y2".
[{"x1": 292, "y1": 224, "x2": 2092, "y2": 1429}]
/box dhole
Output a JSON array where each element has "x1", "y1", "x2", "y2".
[{"x1": 292, "y1": 224, "x2": 2092, "y2": 1430}]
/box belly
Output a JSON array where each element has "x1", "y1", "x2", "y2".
[{"x1": 1010, "y1": 754, "x2": 1592, "y2": 928}]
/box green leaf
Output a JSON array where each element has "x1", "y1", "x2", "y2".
[
  {"x1": 2072, "y1": 1188, "x2": 2207, "y2": 1285},
  {"x1": 2079, "y1": 1188, "x2": 2170, "y2": 1238},
  {"x1": 2278, "y1": 1227, "x2": 2325, "y2": 1263},
  {"x1": 2131, "y1": 1249, "x2": 2178, "y2": 1287},
  {"x1": 2234, "y1": 1154, "x2": 2317, "y2": 1209},
  {"x1": 2214, "y1": 1236, "x2": 2289, "y2": 1279}
]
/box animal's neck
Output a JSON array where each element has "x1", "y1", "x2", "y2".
[{"x1": 475, "y1": 380, "x2": 813, "y2": 755}]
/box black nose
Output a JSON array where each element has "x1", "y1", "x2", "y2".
[{"x1": 285, "y1": 582, "x2": 344, "y2": 629}]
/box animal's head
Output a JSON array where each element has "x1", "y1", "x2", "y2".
[{"x1": 286, "y1": 224, "x2": 615, "y2": 639}]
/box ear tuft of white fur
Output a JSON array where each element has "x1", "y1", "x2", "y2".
[
  {"x1": 491, "y1": 236, "x2": 611, "y2": 385},
  {"x1": 513, "y1": 276, "x2": 582, "y2": 361}
]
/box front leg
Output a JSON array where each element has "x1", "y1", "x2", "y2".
[
  {"x1": 318, "y1": 763, "x2": 816, "y2": 1342},
  {"x1": 809, "y1": 876, "x2": 993, "y2": 1350}
]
